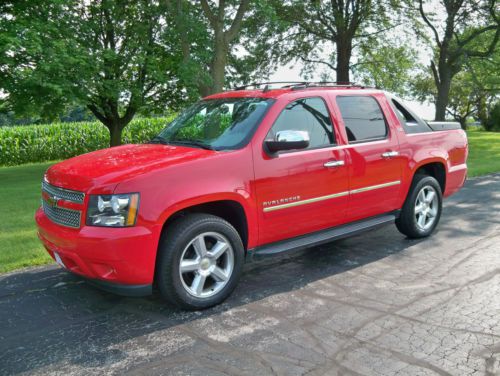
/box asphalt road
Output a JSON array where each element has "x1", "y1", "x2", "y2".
[{"x1": 1, "y1": 174, "x2": 499, "y2": 376}]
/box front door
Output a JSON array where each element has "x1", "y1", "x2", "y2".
[{"x1": 253, "y1": 97, "x2": 350, "y2": 246}]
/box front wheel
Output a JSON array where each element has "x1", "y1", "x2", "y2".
[
  {"x1": 396, "y1": 175, "x2": 442, "y2": 239},
  {"x1": 156, "y1": 214, "x2": 244, "y2": 310}
]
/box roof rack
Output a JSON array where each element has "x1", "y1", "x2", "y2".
[
  {"x1": 233, "y1": 81, "x2": 308, "y2": 90},
  {"x1": 232, "y1": 81, "x2": 373, "y2": 92}
]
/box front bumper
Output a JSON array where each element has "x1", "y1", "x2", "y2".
[{"x1": 35, "y1": 207, "x2": 159, "y2": 289}]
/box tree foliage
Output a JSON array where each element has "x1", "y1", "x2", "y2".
[
  {"x1": 268, "y1": 0, "x2": 410, "y2": 85},
  {"x1": 412, "y1": 26, "x2": 500, "y2": 129},
  {"x1": 417, "y1": 0, "x2": 499, "y2": 121},
  {"x1": 1, "y1": 0, "x2": 186, "y2": 146},
  {"x1": 1, "y1": 0, "x2": 499, "y2": 142}
]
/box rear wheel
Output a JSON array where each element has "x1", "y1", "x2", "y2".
[
  {"x1": 156, "y1": 214, "x2": 244, "y2": 310},
  {"x1": 396, "y1": 174, "x2": 442, "y2": 238}
]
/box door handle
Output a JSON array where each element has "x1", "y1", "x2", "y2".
[
  {"x1": 324, "y1": 160, "x2": 345, "y2": 168},
  {"x1": 381, "y1": 151, "x2": 399, "y2": 158}
]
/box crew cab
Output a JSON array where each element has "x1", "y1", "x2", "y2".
[{"x1": 35, "y1": 82, "x2": 468, "y2": 309}]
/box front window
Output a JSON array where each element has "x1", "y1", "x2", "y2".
[
  {"x1": 267, "y1": 97, "x2": 335, "y2": 150},
  {"x1": 153, "y1": 98, "x2": 274, "y2": 150}
]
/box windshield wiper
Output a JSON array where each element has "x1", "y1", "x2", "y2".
[
  {"x1": 169, "y1": 140, "x2": 215, "y2": 150},
  {"x1": 148, "y1": 136, "x2": 170, "y2": 145}
]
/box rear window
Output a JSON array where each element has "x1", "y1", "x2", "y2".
[
  {"x1": 336, "y1": 96, "x2": 388, "y2": 143},
  {"x1": 389, "y1": 97, "x2": 433, "y2": 134}
]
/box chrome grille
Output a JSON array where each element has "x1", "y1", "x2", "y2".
[
  {"x1": 42, "y1": 181, "x2": 84, "y2": 228},
  {"x1": 42, "y1": 200, "x2": 81, "y2": 228},
  {"x1": 42, "y1": 181, "x2": 85, "y2": 203}
]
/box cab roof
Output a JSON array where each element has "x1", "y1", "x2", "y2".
[{"x1": 204, "y1": 82, "x2": 383, "y2": 100}]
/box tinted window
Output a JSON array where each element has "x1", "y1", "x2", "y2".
[
  {"x1": 336, "y1": 96, "x2": 387, "y2": 143},
  {"x1": 268, "y1": 97, "x2": 334, "y2": 149},
  {"x1": 392, "y1": 99, "x2": 418, "y2": 126},
  {"x1": 389, "y1": 97, "x2": 433, "y2": 134}
]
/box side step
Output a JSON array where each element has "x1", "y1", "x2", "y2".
[{"x1": 246, "y1": 212, "x2": 398, "y2": 262}]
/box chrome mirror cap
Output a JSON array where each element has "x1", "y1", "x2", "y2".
[{"x1": 265, "y1": 130, "x2": 310, "y2": 154}]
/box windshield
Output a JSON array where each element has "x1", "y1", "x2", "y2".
[{"x1": 154, "y1": 97, "x2": 274, "y2": 150}]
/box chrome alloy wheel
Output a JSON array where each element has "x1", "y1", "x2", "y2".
[
  {"x1": 179, "y1": 232, "x2": 234, "y2": 298},
  {"x1": 414, "y1": 185, "x2": 438, "y2": 231}
]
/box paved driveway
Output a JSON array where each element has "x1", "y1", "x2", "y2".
[{"x1": 1, "y1": 175, "x2": 499, "y2": 376}]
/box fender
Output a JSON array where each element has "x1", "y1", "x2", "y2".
[
  {"x1": 400, "y1": 154, "x2": 448, "y2": 202},
  {"x1": 158, "y1": 190, "x2": 258, "y2": 248}
]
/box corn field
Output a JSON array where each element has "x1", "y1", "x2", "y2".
[{"x1": 0, "y1": 117, "x2": 174, "y2": 166}]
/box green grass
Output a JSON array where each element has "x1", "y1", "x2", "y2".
[
  {"x1": 0, "y1": 162, "x2": 54, "y2": 272},
  {"x1": 0, "y1": 129, "x2": 499, "y2": 273},
  {"x1": 466, "y1": 128, "x2": 500, "y2": 177}
]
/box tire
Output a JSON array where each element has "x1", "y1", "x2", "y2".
[
  {"x1": 395, "y1": 174, "x2": 443, "y2": 239},
  {"x1": 156, "y1": 213, "x2": 244, "y2": 310}
]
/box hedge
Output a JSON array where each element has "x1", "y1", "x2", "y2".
[{"x1": 0, "y1": 116, "x2": 174, "y2": 166}]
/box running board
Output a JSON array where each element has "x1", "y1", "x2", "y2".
[{"x1": 246, "y1": 212, "x2": 398, "y2": 262}]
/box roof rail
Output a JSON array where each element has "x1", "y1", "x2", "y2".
[
  {"x1": 233, "y1": 81, "x2": 308, "y2": 90},
  {"x1": 232, "y1": 81, "x2": 374, "y2": 92}
]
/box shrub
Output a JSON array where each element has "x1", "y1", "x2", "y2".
[{"x1": 0, "y1": 116, "x2": 174, "y2": 166}]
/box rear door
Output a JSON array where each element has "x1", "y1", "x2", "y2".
[
  {"x1": 253, "y1": 96, "x2": 349, "y2": 246},
  {"x1": 333, "y1": 94, "x2": 402, "y2": 221}
]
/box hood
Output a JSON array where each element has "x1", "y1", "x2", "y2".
[{"x1": 45, "y1": 144, "x2": 215, "y2": 192}]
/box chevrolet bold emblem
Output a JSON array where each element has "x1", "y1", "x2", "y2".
[{"x1": 46, "y1": 195, "x2": 60, "y2": 208}]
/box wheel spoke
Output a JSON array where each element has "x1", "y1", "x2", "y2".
[
  {"x1": 211, "y1": 267, "x2": 228, "y2": 282},
  {"x1": 415, "y1": 204, "x2": 424, "y2": 214},
  {"x1": 209, "y1": 241, "x2": 228, "y2": 259},
  {"x1": 425, "y1": 190, "x2": 435, "y2": 204},
  {"x1": 417, "y1": 213, "x2": 426, "y2": 228},
  {"x1": 417, "y1": 190, "x2": 426, "y2": 204},
  {"x1": 192, "y1": 235, "x2": 208, "y2": 258},
  {"x1": 428, "y1": 207, "x2": 438, "y2": 218},
  {"x1": 180, "y1": 259, "x2": 200, "y2": 273},
  {"x1": 191, "y1": 274, "x2": 206, "y2": 295}
]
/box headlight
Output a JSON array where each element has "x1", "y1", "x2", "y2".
[{"x1": 86, "y1": 193, "x2": 139, "y2": 227}]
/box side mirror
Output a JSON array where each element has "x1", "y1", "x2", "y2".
[{"x1": 265, "y1": 130, "x2": 310, "y2": 154}]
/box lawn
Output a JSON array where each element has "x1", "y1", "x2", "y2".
[
  {"x1": 0, "y1": 162, "x2": 54, "y2": 272},
  {"x1": 466, "y1": 128, "x2": 500, "y2": 177},
  {"x1": 0, "y1": 129, "x2": 499, "y2": 273}
]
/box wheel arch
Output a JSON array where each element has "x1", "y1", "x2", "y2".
[
  {"x1": 413, "y1": 160, "x2": 447, "y2": 194},
  {"x1": 158, "y1": 195, "x2": 251, "y2": 251}
]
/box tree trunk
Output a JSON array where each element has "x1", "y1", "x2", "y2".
[
  {"x1": 476, "y1": 95, "x2": 488, "y2": 127},
  {"x1": 336, "y1": 36, "x2": 352, "y2": 84},
  {"x1": 108, "y1": 123, "x2": 123, "y2": 147},
  {"x1": 434, "y1": 71, "x2": 452, "y2": 121},
  {"x1": 208, "y1": 31, "x2": 228, "y2": 95},
  {"x1": 459, "y1": 117, "x2": 467, "y2": 130}
]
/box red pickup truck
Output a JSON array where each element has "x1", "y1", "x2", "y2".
[{"x1": 36, "y1": 83, "x2": 468, "y2": 309}]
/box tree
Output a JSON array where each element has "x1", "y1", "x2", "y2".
[
  {"x1": 417, "y1": 0, "x2": 499, "y2": 121},
  {"x1": 1, "y1": 0, "x2": 186, "y2": 146},
  {"x1": 164, "y1": 0, "x2": 256, "y2": 96},
  {"x1": 446, "y1": 72, "x2": 478, "y2": 129},
  {"x1": 464, "y1": 34, "x2": 500, "y2": 129},
  {"x1": 162, "y1": 0, "x2": 277, "y2": 96},
  {"x1": 270, "y1": 0, "x2": 406, "y2": 83},
  {"x1": 198, "y1": 0, "x2": 251, "y2": 95}
]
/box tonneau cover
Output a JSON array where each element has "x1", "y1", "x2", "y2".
[{"x1": 427, "y1": 122, "x2": 462, "y2": 131}]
